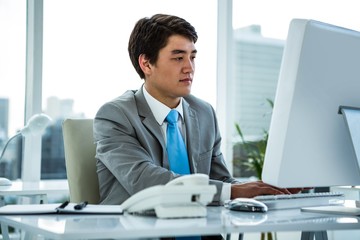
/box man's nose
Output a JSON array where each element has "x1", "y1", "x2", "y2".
[{"x1": 183, "y1": 58, "x2": 195, "y2": 73}]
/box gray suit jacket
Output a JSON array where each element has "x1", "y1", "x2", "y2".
[{"x1": 93, "y1": 87, "x2": 238, "y2": 205}]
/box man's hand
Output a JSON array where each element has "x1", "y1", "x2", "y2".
[{"x1": 231, "y1": 181, "x2": 304, "y2": 199}]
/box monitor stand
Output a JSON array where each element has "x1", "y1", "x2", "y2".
[
  {"x1": 338, "y1": 105, "x2": 360, "y2": 168},
  {"x1": 301, "y1": 106, "x2": 360, "y2": 216}
]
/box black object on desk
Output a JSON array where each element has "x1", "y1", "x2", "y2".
[
  {"x1": 56, "y1": 201, "x2": 69, "y2": 211},
  {"x1": 74, "y1": 201, "x2": 88, "y2": 210}
]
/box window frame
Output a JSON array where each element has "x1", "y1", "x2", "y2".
[{"x1": 22, "y1": 0, "x2": 44, "y2": 181}]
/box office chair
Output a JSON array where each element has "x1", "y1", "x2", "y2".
[{"x1": 62, "y1": 118, "x2": 100, "y2": 204}]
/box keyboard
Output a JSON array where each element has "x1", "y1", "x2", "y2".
[{"x1": 254, "y1": 192, "x2": 345, "y2": 210}]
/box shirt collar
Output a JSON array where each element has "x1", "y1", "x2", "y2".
[{"x1": 142, "y1": 85, "x2": 184, "y2": 125}]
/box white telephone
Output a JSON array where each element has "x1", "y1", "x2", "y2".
[{"x1": 120, "y1": 174, "x2": 217, "y2": 218}]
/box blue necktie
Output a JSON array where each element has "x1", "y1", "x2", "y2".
[
  {"x1": 166, "y1": 110, "x2": 191, "y2": 174},
  {"x1": 166, "y1": 110, "x2": 200, "y2": 240}
]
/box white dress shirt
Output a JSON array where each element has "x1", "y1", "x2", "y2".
[{"x1": 142, "y1": 85, "x2": 231, "y2": 202}]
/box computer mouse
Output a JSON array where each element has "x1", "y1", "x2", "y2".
[{"x1": 224, "y1": 198, "x2": 268, "y2": 212}]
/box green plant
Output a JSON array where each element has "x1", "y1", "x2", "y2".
[
  {"x1": 235, "y1": 124, "x2": 268, "y2": 180},
  {"x1": 234, "y1": 99, "x2": 276, "y2": 240},
  {"x1": 234, "y1": 99, "x2": 273, "y2": 180}
]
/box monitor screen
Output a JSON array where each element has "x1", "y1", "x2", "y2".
[{"x1": 262, "y1": 19, "x2": 360, "y2": 188}]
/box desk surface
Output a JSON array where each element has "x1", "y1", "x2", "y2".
[
  {"x1": 0, "y1": 180, "x2": 69, "y2": 196},
  {"x1": 0, "y1": 207, "x2": 359, "y2": 239}
]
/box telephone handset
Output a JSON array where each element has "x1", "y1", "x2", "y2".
[
  {"x1": 165, "y1": 173, "x2": 209, "y2": 186},
  {"x1": 120, "y1": 174, "x2": 216, "y2": 218}
]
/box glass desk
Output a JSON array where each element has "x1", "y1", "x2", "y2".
[
  {"x1": 0, "y1": 180, "x2": 69, "y2": 205},
  {"x1": 1, "y1": 206, "x2": 359, "y2": 240}
]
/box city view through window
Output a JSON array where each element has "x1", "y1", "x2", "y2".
[{"x1": 1, "y1": 0, "x2": 360, "y2": 181}]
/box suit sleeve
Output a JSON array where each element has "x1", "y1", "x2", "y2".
[{"x1": 94, "y1": 101, "x2": 176, "y2": 204}]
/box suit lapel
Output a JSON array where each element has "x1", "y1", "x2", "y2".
[
  {"x1": 183, "y1": 99, "x2": 200, "y2": 173},
  {"x1": 134, "y1": 88, "x2": 169, "y2": 169},
  {"x1": 134, "y1": 88, "x2": 200, "y2": 172}
]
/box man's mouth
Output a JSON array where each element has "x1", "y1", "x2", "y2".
[{"x1": 180, "y1": 78, "x2": 192, "y2": 82}]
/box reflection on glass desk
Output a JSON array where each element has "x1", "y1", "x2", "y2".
[
  {"x1": 0, "y1": 180, "x2": 69, "y2": 205},
  {"x1": 1, "y1": 207, "x2": 360, "y2": 240}
]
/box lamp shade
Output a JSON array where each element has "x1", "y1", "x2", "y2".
[
  {"x1": 0, "y1": 113, "x2": 52, "y2": 186},
  {"x1": 20, "y1": 113, "x2": 52, "y2": 136}
]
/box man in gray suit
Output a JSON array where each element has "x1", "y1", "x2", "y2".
[{"x1": 94, "y1": 14, "x2": 297, "y2": 206}]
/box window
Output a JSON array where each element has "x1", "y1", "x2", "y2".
[
  {"x1": 0, "y1": 0, "x2": 26, "y2": 181},
  {"x1": 40, "y1": 0, "x2": 218, "y2": 179},
  {"x1": 5, "y1": 0, "x2": 359, "y2": 182},
  {"x1": 231, "y1": 0, "x2": 360, "y2": 178}
]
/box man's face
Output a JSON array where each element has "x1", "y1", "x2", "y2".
[{"x1": 143, "y1": 34, "x2": 197, "y2": 108}]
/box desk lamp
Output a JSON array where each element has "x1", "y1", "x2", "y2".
[{"x1": 0, "y1": 113, "x2": 52, "y2": 186}]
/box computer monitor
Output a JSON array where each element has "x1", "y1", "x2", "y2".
[{"x1": 262, "y1": 19, "x2": 360, "y2": 188}]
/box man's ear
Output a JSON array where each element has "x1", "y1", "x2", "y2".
[{"x1": 138, "y1": 54, "x2": 152, "y2": 75}]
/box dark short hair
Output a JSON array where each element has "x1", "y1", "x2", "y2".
[{"x1": 128, "y1": 14, "x2": 198, "y2": 79}]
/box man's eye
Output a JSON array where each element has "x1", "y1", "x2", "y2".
[{"x1": 174, "y1": 57, "x2": 183, "y2": 61}]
